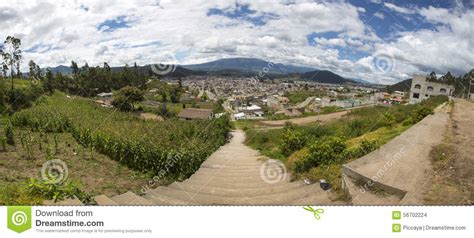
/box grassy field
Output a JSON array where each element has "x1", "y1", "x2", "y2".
[
  {"x1": 284, "y1": 89, "x2": 325, "y2": 105},
  {"x1": 245, "y1": 96, "x2": 448, "y2": 196}
]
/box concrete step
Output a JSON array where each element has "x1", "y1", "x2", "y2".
[
  {"x1": 94, "y1": 195, "x2": 118, "y2": 205},
  {"x1": 151, "y1": 183, "x2": 322, "y2": 205},
  {"x1": 185, "y1": 173, "x2": 290, "y2": 187},
  {"x1": 181, "y1": 175, "x2": 289, "y2": 189},
  {"x1": 200, "y1": 163, "x2": 265, "y2": 170},
  {"x1": 110, "y1": 191, "x2": 154, "y2": 205},
  {"x1": 188, "y1": 172, "x2": 290, "y2": 184},
  {"x1": 342, "y1": 174, "x2": 402, "y2": 205},
  {"x1": 144, "y1": 191, "x2": 197, "y2": 205},
  {"x1": 193, "y1": 168, "x2": 287, "y2": 179},
  {"x1": 43, "y1": 197, "x2": 83, "y2": 206},
  {"x1": 169, "y1": 180, "x2": 305, "y2": 197}
]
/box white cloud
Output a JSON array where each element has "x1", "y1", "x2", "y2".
[
  {"x1": 315, "y1": 37, "x2": 347, "y2": 47},
  {"x1": 384, "y1": 3, "x2": 416, "y2": 14},
  {"x1": 373, "y1": 11, "x2": 385, "y2": 19},
  {"x1": 0, "y1": 0, "x2": 472, "y2": 85}
]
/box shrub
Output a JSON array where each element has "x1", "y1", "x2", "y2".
[
  {"x1": 286, "y1": 147, "x2": 310, "y2": 171},
  {"x1": 411, "y1": 106, "x2": 434, "y2": 123},
  {"x1": 111, "y1": 86, "x2": 144, "y2": 111},
  {"x1": 381, "y1": 112, "x2": 396, "y2": 128},
  {"x1": 111, "y1": 95, "x2": 133, "y2": 111},
  {"x1": 350, "y1": 139, "x2": 379, "y2": 158},
  {"x1": 27, "y1": 178, "x2": 93, "y2": 204},
  {"x1": 294, "y1": 136, "x2": 346, "y2": 172},
  {"x1": 280, "y1": 123, "x2": 308, "y2": 156}
]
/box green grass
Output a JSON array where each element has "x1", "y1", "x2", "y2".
[
  {"x1": 0, "y1": 182, "x2": 43, "y2": 205},
  {"x1": 284, "y1": 89, "x2": 325, "y2": 105}
]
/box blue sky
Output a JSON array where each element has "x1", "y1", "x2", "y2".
[{"x1": 1, "y1": 0, "x2": 473, "y2": 84}]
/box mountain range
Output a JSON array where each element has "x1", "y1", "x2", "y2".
[
  {"x1": 47, "y1": 57, "x2": 360, "y2": 85},
  {"x1": 182, "y1": 58, "x2": 315, "y2": 74}
]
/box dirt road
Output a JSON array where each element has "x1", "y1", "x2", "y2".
[
  {"x1": 451, "y1": 99, "x2": 474, "y2": 202},
  {"x1": 259, "y1": 104, "x2": 375, "y2": 127}
]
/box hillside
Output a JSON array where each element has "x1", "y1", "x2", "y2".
[
  {"x1": 300, "y1": 70, "x2": 356, "y2": 84},
  {"x1": 182, "y1": 58, "x2": 315, "y2": 74},
  {"x1": 386, "y1": 78, "x2": 412, "y2": 92}
]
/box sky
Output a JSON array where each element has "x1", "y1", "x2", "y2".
[{"x1": 0, "y1": 0, "x2": 473, "y2": 84}]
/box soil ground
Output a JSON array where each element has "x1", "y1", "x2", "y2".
[
  {"x1": 0, "y1": 129, "x2": 151, "y2": 198},
  {"x1": 424, "y1": 99, "x2": 473, "y2": 204}
]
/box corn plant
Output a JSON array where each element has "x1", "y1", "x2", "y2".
[
  {"x1": 0, "y1": 136, "x2": 6, "y2": 152},
  {"x1": 20, "y1": 131, "x2": 36, "y2": 160},
  {"x1": 5, "y1": 123, "x2": 14, "y2": 145},
  {"x1": 11, "y1": 92, "x2": 231, "y2": 179}
]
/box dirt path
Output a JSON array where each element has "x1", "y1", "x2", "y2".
[
  {"x1": 450, "y1": 99, "x2": 474, "y2": 202},
  {"x1": 259, "y1": 104, "x2": 375, "y2": 127}
]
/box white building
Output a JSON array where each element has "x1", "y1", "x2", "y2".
[{"x1": 409, "y1": 75, "x2": 454, "y2": 104}]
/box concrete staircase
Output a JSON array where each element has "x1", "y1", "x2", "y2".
[{"x1": 45, "y1": 130, "x2": 335, "y2": 206}]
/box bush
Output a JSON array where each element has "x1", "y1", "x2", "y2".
[
  {"x1": 286, "y1": 147, "x2": 310, "y2": 171},
  {"x1": 381, "y1": 112, "x2": 396, "y2": 128},
  {"x1": 27, "y1": 178, "x2": 93, "y2": 204},
  {"x1": 350, "y1": 139, "x2": 379, "y2": 158},
  {"x1": 111, "y1": 86, "x2": 144, "y2": 111},
  {"x1": 280, "y1": 123, "x2": 308, "y2": 156},
  {"x1": 111, "y1": 95, "x2": 133, "y2": 111},
  {"x1": 294, "y1": 136, "x2": 346, "y2": 172},
  {"x1": 411, "y1": 106, "x2": 434, "y2": 123}
]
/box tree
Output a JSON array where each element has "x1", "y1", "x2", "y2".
[
  {"x1": 43, "y1": 69, "x2": 54, "y2": 94},
  {"x1": 0, "y1": 44, "x2": 5, "y2": 78},
  {"x1": 28, "y1": 60, "x2": 42, "y2": 80},
  {"x1": 71, "y1": 61, "x2": 79, "y2": 75},
  {"x1": 429, "y1": 71, "x2": 437, "y2": 81},
  {"x1": 111, "y1": 86, "x2": 144, "y2": 111},
  {"x1": 2, "y1": 36, "x2": 22, "y2": 90}
]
